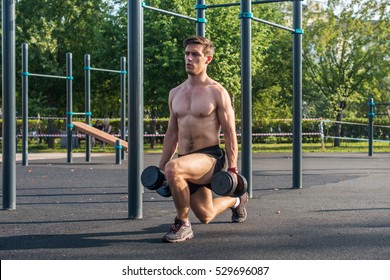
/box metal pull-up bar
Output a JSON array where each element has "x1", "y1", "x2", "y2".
[
  {"x1": 251, "y1": 16, "x2": 298, "y2": 33},
  {"x1": 204, "y1": 0, "x2": 302, "y2": 34},
  {"x1": 21, "y1": 43, "x2": 73, "y2": 166},
  {"x1": 142, "y1": 2, "x2": 198, "y2": 22},
  {"x1": 206, "y1": 0, "x2": 293, "y2": 9},
  {"x1": 84, "y1": 55, "x2": 127, "y2": 162}
]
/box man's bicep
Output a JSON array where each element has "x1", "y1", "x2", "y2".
[
  {"x1": 217, "y1": 90, "x2": 235, "y2": 132},
  {"x1": 166, "y1": 92, "x2": 179, "y2": 133}
]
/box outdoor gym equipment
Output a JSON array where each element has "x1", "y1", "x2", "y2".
[
  {"x1": 20, "y1": 43, "x2": 127, "y2": 165},
  {"x1": 72, "y1": 121, "x2": 127, "y2": 165},
  {"x1": 367, "y1": 98, "x2": 390, "y2": 156},
  {"x1": 83, "y1": 55, "x2": 127, "y2": 162},
  {"x1": 2, "y1": 0, "x2": 303, "y2": 215},
  {"x1": 127, "y1": 0, "x2": 303, "y2": 219},
  {"x1": 21, "y1": 43, "x2": 73, "y2": 167}
]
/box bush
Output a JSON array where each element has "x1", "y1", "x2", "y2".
[{"x1": 5, "y1": 116, "x2": 387, "y2": 148}]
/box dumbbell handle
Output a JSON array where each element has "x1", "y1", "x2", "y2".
[{"x1": 228, "y1": 167, "x2": 238, "y2": 173}]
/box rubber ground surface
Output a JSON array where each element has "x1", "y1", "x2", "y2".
[{"x1": 1, "y1": 152, "x2": 389, "y2": 260}]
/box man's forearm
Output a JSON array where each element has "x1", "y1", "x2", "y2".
[
  {"x1": 159, "y1": 133, "x2": 178, "y2": 170},
  {"x1": 224, "y1": 132, "x2": 238, "y2": 169}
]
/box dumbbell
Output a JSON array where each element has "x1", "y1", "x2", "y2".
[
  {"x1": 141, "y1": 166, "x2": 171, "y2": 197},
  {"x1": 211, "y1": 171, "x2": 247, "y2": 197}
]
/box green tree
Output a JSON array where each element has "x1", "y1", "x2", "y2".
[
  {"x1": 16, "y1": 0, "x2": 113, "y2": 114},
  {"x1": 15, "y1": 0, "x2": 114, "y2": 147},
  {"x1": 251, "y1": 4, "x2": 295, "y2": 120},
  {"x1": 87, "y1": 1, "x2": 128, "y2": 119},
  {"x1": 303, "y1": 0, "x2": 390, "y2": 145}
]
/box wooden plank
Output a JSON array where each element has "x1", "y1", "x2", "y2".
[{"x1": 73, "y1": 121, "x2": 128, "y2": 151}]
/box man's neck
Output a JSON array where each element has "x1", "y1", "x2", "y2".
[{"x1": 187, "y1": 72, "x2": 209, "y2": 86}]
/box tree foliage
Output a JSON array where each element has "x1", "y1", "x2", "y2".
[
  {"x1": 303, "y1": 0, "x2": 390, "y2": 119},
  {"x1": 0, "y1": 0, "x2": 388, "y2": 128},
  {"x1": 14, "y1": 0, "x2": 115, "y2": 117}
]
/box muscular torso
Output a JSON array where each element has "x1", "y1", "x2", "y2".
[{"x1": 171, "y1": 81, "x2": 221, "y2": 154}]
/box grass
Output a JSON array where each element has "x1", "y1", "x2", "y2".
[
  {"x1": 144, "y1": 140, "x2": 390, "y2": 154},
  {"x1": 252, "y1": 142, "x2": 390, "y2": 153},
  {"x1": 10, "y1": 139, "x2": 390, "y2": 154}
]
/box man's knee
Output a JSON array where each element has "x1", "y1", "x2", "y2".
[
  {"x1": 198, "y1": 215, "x2": 212, "y2": 224},
  {"x1": 164, "y1": 160, "x2": 181, "y2": 182}
]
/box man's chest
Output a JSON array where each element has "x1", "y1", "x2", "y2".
[{"x1": 172, "y1": 92, "x2": 216, "y2": 118}]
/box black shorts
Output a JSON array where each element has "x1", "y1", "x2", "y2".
[{"x1": 178, "y1": 145, "x2": 226, "y2": 195}]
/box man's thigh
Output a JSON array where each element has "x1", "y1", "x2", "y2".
[{"x1": 171, "y1": 153, "x2": 217, "y2": 185}]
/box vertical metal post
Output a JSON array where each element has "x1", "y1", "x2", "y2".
[
  {"x1": 319, "y1": 120, "x2": 325, "y2": 150},
  {"x1": 196, "y1": 0, "x2": 206, "y2": 36},
  {"x1": 128, "y1": 0, "x2": 143, "y2": 219},
  {"x1": 240, "y1": 0, "x2": 253, "y2": 197},
  {"x1": 66, "y1": 53, "x2": 73, "y2": 163},
  {"x1": 22, "y1": 43, "x2": 29, "y2": 166},
  {"x1": 2, "y1": 0, "x2": 16, "y2": 210},
  {"x1": 120, "y1": 56, "x2": 127, "y2": 160},
  {"x1": 115, "y1": 139, "x2": 122, "y2": 165},
  {"x1": 368, "y1": 98, "x2": 374, "y2": 156},
  {"x1": 292, "y1": 1, "x2": 303, "y2": 189},
  {"x1": 84, "y1": 54, "x2": 91, "y2": 162}
]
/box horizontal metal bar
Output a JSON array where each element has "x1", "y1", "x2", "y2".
[
  {"x1": 206, "y1": 2, "x2": 240, "y2": 8},
  {"x1": 28, "y1": 73, "x2": 68, "y2": 79},
  {"x1": 207, "y1": 0, "x2": 292, "y2": 9},
  {"x1": 90, "y1": 67, "x2": 123, "y2": 74},
  {"x1": 143, "y1": 5, "x2": 197, "y2": 22},
  {"x1": 252, "y1": 16, "x2": 295, "y2": 32},
  {"x1": 252, "y1": 0, "x2": 293, "y2": 3},
  {"x1": 322, "y1": 120, "x2": 368, "y2": 126}
]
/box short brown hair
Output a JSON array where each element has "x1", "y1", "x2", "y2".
[{"x1": 183, "y1": 36, "x2": 214, "y2": 56}]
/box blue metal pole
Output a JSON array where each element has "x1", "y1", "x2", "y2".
[
  {"x1": 240, "y1": 0, "x2": 253, "y2": 197},
  {"x1": 196, "y1": 0, "x2": 206, "y2": 36},
  {"x1": 84, "y1": 54, "x2": 91, "y2": 162},
  {"x1": 120, "y1": 57, "x2": 127, "y2": 160},
  {"x1": 368, "y1": 98, "x2": 374, "y2": 156},
  {"x1": 292, "y1": 0, "x2": 303, "y2": 189},
  {"x1": 22, "y1": 43, "x2": 29, "y2": 166},
  {"x1": 115, "y1": 139, "x2": 122, "y2": 165},
  {"x1": 66, "y1": 53, "x2": 73, "y2": 163},
  {"x1": 2, "y1": 0, "x2": 16, "y2": 210},
  {"x1": 128, "y1": 0, "x2": 144, "y2": 219}
]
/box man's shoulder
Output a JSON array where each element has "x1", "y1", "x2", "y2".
[
  {"x1": 169, "y1": 82, "x2": 187, "y2": 97},
  {"x1": 207, "y1": 79, "x2": 228, "y2": 95},
  {"x1": 171, "y1": 81, "x2": 187, "y2": 91}
]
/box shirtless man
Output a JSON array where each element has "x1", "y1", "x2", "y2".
[{"x1": 158, "y1": 36, "x2": 248, "y2": 243}]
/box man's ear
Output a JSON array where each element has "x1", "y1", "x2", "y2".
[{"x1": 205, "y1": 55, "x2": 213, "y2": 65}]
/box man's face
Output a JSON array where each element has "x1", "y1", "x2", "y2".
[{"x1": 184, "y1": 44, "x2": 212, "y2": 76}]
